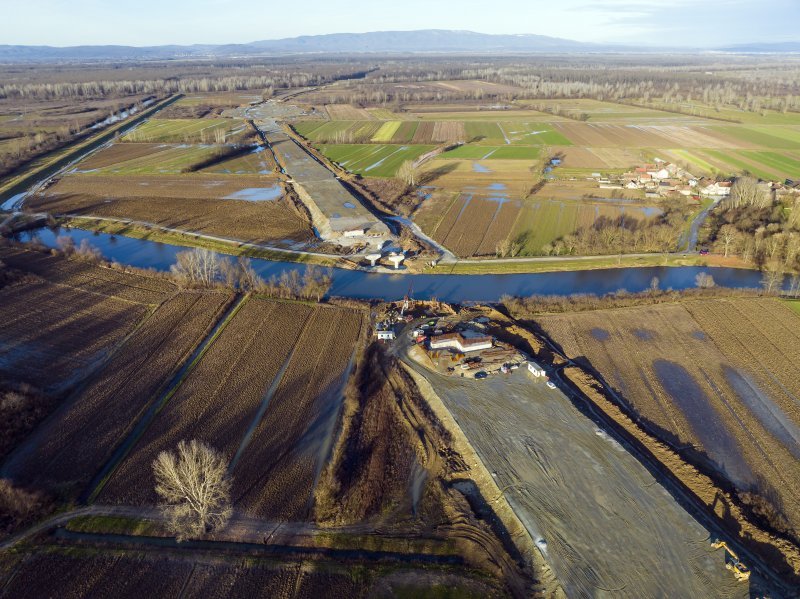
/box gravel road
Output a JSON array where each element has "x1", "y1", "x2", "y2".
[{"x1": 416, "y1": 367, "x2": 750, "y2": 598}]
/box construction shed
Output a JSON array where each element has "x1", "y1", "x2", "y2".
[{"x1": 429, "y1": 332, "x2": 493, "y2": 353}]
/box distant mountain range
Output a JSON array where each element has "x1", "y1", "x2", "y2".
[{"x1": 0, "y1": 30, "x2": 797, "y2": 62}]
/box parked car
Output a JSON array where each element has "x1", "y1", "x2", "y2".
[
  {"x1": 546, "y1": 381, "x2": 557, "y2": 389},
  {"x1": 699, "y1": 248, "x2": 709, "y2": 255},
  {"x1": 474, "y1": 371, "x2": 488, "y2": 380}
]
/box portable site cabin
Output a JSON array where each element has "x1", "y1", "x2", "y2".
[{"x1": 527, "y1": 361, "x2": 546, "y2": 377}]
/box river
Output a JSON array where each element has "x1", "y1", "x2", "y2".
[{"x1": 14, "y1": 226, "x2": 777, "y2": 302}]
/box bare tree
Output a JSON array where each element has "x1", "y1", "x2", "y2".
[
  {"x1": 170, "y1": 248, "x2": 220, "y2": 288},
  {"x1": 220, "y1": 256, "x2": 263, "y2": 291},
  {"x1": 695, "y1": 272, "x2": 716, "y2": 288},
  {"x1": 761, "y1": 264, "x2": 785, "y2": 294},
  {"x1": 717, "y1": 224, "x2": 740, "y2": 258},
  {"x1": 56, "y1": 235, "x2": 76, "y2": 256},
  {"x1": 397, "y1": 160, "x2": 420, "y2": 188},
  {"x1": 788, "y1": 274, "x2": 800, "y2": 298},
  {"x1": 727, "y1": 176, "x2": 771, "y2": 209},
  {"x1": 153, "y1": 440, "x2": 232, "y2": 542}
]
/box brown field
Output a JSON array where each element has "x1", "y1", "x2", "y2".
[
  {"x1": 420, "y1": 158, "x2": 538, "y2": 196},
  {"x1": 325, "y1": 104, "x2": 374, "y2": 120},
  {"x1": 431, "y1": 79, "x2": 524, "y2": 94},
  {"x1": 75, "y1": 143, "x2": 168, "y2": 170},
  {"x1": 100, "y1": 298, "x2": 317, "y2": 505},
  {"x1": 412, "y1": 121, "x2": 436, "y2": 143},
  {"x1": 233, "y1": 306, "x2": 364, "y2": 518},
  {"x1": 554, "y1": 146, "x2": 644, "y2": 170},
  {"x1": 537, "y1": 298, "x2": 800, "y2": 536},
  {"x1": 0, "y1": 246, "x2": 175, "y2": 304},
  {"x1": 0, "y1": 550, "x2": 500, "y2": 599},
  {"x1": 0, "y1": 247, "x2": 175, "y2": 464},
  {"x1": 42, "y1": 173, "x2": 281, "y2": 200},
  {"x1": 431, "y1": 121, "x2": 467, "y2": 142},
  {"x1": 0, "y1": 280, "x2": 146, "y2": 393},
  {"x1": 4, "y1": 292, "x2": 233, "y2": 497},
  {"x1": 28, "y1": 185, "x2": 314, "y2": 246},
  {"x1": 432, "y1": 195, "x2": 521, "y2": 257},
  {"x1": 0, "y1": 553, "x2": 194, "y2": 598},
  {"x1": 553, "y1": 122, "x2": 749, "y2": 149}
]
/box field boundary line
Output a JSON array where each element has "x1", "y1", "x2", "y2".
[{"x1": 84, "y1": 293, "x2": 249, "y2": 504}]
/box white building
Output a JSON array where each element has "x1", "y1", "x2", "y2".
[
  {"x1": 376, "y1": 329, "x2": 396, "y2": 341},
  {"x1": 429, "y1": 332, "x2": 492, "y2": 353},
  {"x1": 527, "y1": 361, "x2": 546, "y2": 377}
]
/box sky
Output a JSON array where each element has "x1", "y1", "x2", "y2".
[{"x1": 1, "y1": 0, "x2": 797, "y2": 47}]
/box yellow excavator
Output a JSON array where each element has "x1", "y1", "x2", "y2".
[{"x1": 711, "y1": 539, "x2": 751, "y2": 582}]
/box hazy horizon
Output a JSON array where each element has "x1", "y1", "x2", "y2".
[{"x1": 2, "y1": 0, "x2": 798, "y2": 48}]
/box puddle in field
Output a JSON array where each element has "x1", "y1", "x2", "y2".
[
  {"x1": 223, "y1": 186, "x2": 283, "y2": 202},
  {"x1": 723, "y1": 365, "x2": 800, "y2": 458},
  {"x1": 591, "y1": 327, "x2": 610, "y2": 341},
  {"x1": 472, "y1": 162, "x2": 492, "y2": 173},
  {"x1": 652, "y1": 359, "x2": 755, "y2": 486},
  {"x1": 633, "y1": 329, "x2": 655, "y2": 341}
]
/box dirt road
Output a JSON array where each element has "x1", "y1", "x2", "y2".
[{"x1": 412, "y1": 366, "x2": 751, "y2": 598}]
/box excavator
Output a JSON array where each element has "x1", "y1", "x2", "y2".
[{"x1": 711, "y1": 539, "x2": 751, "y2": 582}]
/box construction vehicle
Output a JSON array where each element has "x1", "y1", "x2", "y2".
[{"x1": 711, "y1": 539, "x2": 751, "y2": 582}]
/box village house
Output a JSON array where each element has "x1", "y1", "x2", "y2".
[{"x1": 699, "y1": 179, "x2": 732, "y2": 196}]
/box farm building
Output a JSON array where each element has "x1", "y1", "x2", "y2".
[
  {"x1": 429, "y1": 332, "x2": 493, "y2": 353},
  {"x1": 527, "y1": 361, "x2": 546, "y2": 377}
]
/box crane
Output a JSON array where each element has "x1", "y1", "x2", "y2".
[
  {"x1": 401, "y1": 283, "x2": 413, "y2": 317},
  {"x1": 711, "y1": 539, "x2": 750, "y2": 582}
]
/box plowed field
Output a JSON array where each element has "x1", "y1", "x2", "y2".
[
  {"x1": 3, "y1": 292, "x2": 233, "y2": 497},
  {"x1": 233, "y1": 305, "x2": 363, "y2": 518},
  {"x1": 100, "y1": 298, "x2": 316, "y2": 505},
  {"x1": 537, "y1": 298, "x2": 800, "y2": 534}
]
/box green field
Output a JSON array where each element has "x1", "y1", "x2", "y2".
[
  {"x1": 316, "y1": 144, "x2": 435, "y2": 177},
  {"x1": 80, "y1": 145, "x2": 221, "y2": 175},
  {"x1": 740, "y1": 151, "x2": 800, "y2": 179},
  {"x1": 669, "y1": 149, "x2": 719, "y2": 174},
  {"x1": 465, "y1": 121, "x2": 504, "y2": 142},
  {"x1": 511, "y1": 199, "x2": 660, "y2": 254},
  {"x1": 712, "y1": 126, "x2": 800, "y2": 149},
  {"x1": 704, "y1": 150, "x2": 782, "y2": 180},
  {"x1": 440, "y1": 145, "x2": 541, "y2": 160},
  {"x1": 123, "y1": 118, "x2": 244, "y2": 143},
  {"x1": 372, "y1": 121, "x2": 402, "y2": 142},
  {"x1": 502, "y1": 122, "x2": 573, "y2": 146}
]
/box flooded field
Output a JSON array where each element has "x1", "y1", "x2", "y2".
[{"x1": 413, "y1": 366, "x2": 748, "y2": 598}]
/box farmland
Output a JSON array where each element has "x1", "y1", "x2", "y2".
[
  {"x1": 0, "y1": 280, "x2": 146, "y2": 393},
  {"x1": 3, "y1": 291, "x2": 234, "y2": 498},
  {"x1": 122, "y1": 118, "x2": 249, "y2": 144},
  {"x1": 0, "y1": 246, "x2": 176, "y2": 464},
  {"x1": 233, "y1": 305, "x2": 363, "y2": 518},
  {"x1": 315, "y1": 143, "x2": 435, "y2": 177},
  {"x1": 94, "y1": 297, "x2": 364, "y2": 520},
  {"x1": 536, "y1": 297, "x2": 800, "y2": 539},
  {"x1": 0, "y1": 549, "x2": 500, "y2": 599}
]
